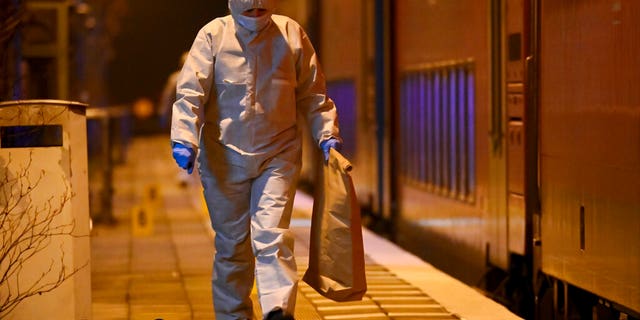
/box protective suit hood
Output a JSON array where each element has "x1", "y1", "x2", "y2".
[{"x1": 228, "y1": 0, "x2": 276, "y2": 32}]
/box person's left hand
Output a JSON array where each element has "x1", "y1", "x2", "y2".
[{"x1": 320, "y1": 138, "x2": 342, "y2": 162}]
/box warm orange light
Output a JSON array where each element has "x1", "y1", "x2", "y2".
[{"x1": 132, "y1": 97, "x2": 154, "y2": 119}]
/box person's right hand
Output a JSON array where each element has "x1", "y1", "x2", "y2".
[
  {"x1": 320, "y1": 138, "x2": 342, "y2": 163},
  {"x1": 172, "y1": 143, "x2": 195, "y2": 174}
]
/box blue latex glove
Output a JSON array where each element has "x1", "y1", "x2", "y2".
[
  {"x1": 320, "y1": 138, "x2": 342, "y2": 162},
  {"x1": 172, "y1": 143, "x2": 195, "y2": 174}
]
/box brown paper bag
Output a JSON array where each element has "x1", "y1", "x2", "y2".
[{"x1": 302, "y1": 148, "x2": 367, "y2": 301}]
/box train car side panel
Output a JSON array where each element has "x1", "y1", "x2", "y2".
[
  {"x1": 319, "y1": 0, "x2": 380, "y2": 213},
  {"x1": 539, "y1": 0, "x2": 640, "y2": 314},
  {"x1": 393, "y1": 0, "x2": 494, "y2": 283}
]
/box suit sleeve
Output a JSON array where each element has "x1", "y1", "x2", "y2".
[
  {"x1": 294, "y1": 27, "x2": 341, "y2": 147},
  {"x1": 170, "y1": 25, "x2": 216, "y2": 151}
]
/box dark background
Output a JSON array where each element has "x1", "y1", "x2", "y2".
[{"x1": 107, "y1": 1, "x2": 228, "y2": 106}]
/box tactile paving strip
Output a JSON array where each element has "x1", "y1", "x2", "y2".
[{"x1": 297, "y1": 262, "x2": 461, "y2": 320}]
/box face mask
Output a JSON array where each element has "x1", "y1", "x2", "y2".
[
  {"x1": 234, "y1": 14, "x2": 271, "y2": 32},
  {"x1": 228, "y1": 0, "x2": 276, "y2": 32}
]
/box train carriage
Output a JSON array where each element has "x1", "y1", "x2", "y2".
[{"x1": 303, "y1": 0, "x2": 640, "y2": 319}]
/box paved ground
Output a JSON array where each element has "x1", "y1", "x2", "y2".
[
  {"x1": 90, "y1": 135, "x2": 321, "y2": 320},
  {"x1": 90, "y1": 135, "x2": 522, "y2": 320}
]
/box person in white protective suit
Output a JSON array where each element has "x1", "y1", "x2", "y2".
[{"x1": 170, "y1": 0, "x2": 342, "y2": 319}]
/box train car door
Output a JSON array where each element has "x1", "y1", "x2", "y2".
[
  {"x1": 317, "y1": 0, "x2": 381, "y2": 222},
  {"x1": 488, "y1": 0, "x2": 536, "y2": 269},
  {"x1": 485, "y1": 2, "x2": 538, "y2": 317},
  {"x1": 505, "y1": 0, "x2": 529, "y2": 259}
]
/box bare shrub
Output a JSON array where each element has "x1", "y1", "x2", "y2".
[{"x1": 0, "y1": 152, "x2": 87, "y2": 317}]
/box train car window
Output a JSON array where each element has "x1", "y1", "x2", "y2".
[{"x1": 399, "y1": 61, "x2": 475, "y2": 202}]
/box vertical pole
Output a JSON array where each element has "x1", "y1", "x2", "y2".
[
  {"x1": 306, "y1": 0, "x2": 321, "y2": 54},
  {"x1": 56, "y1": 2, "x2": 69, "y2": 99},
  {"x1": 529, "y1": 0, "x2": 544, "y2": 318},
  {"x1": 374, "y1": 0, "x2": 395, "y2": 235},
  {"x1": 490, "y1": 0, "x2": 503, "y2": 155},
  {"x1": 374, "y1": 0, "x2": 384, "y2": 225}
]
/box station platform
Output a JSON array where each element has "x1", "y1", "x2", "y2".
[{"x1": 90, "y1": 135, "x2": 522, "y2": 320}]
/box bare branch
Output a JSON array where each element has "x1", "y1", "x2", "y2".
[{"x1": 0, "y1": 151, "x2": 88, "y2": 317}]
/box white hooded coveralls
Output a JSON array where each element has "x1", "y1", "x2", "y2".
[{"x1": 171, "y1": 1, "x2": 340, "y2": 318}]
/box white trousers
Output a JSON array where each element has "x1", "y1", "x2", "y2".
[{"x1": 199, "y1": 142, "x2": 300, "y2": 320}]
